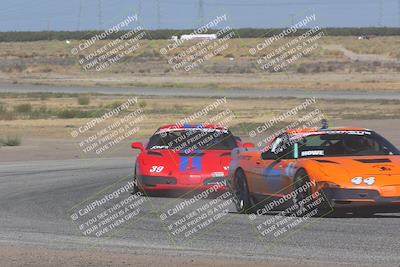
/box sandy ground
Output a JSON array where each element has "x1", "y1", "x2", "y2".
[{"x1": 0, "y1": 245, "x2": 322, "y2": 267}]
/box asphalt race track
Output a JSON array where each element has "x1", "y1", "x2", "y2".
[{"x1": 0, "y1": 158, "x2": 399, "y2": 267}]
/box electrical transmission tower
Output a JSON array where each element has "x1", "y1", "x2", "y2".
[
  {"x1": 398, "y1": 0, "x2": 400, "y2": 26},
  {"x1": 198, "y1": 0, "x2": 205, "y2": 26},
  {"x1": 290, "y1": 13, "x2": 295, "y2": 26},
  {"x1": 156, "y1": 0, "x2": 161, "y2": 29},
  {"x1": 98, "y1": 0, "x2": 103, "y2": 29},
  {"x1": 138, "y1": 0, "x2": 142, "y2": 20},
  {"x1": 378, "y1": 0, "x2": 383, "y2": 27}
]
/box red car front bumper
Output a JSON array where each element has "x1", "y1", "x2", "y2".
[{"x1": 137, "y1": 175, "x2": 228, "y2": 192}]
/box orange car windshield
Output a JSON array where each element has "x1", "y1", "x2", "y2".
[{"x1": 291, "y1": 131, "x2": 400, "y2": 157}]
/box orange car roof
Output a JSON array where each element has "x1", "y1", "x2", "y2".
[{"x1": 287, "y1": 127, "x2": 370, "y2": 134}]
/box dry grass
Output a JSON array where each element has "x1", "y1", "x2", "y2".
[
  {"x1": 0, "y1": 37, "x2": 399, "y2": 92},
  {"x1": 322, "y1": 36, "x2": 400, "y2": 58},
  {"x1": 0, "y1": 37, "x2": 398, "y2": 62},
  {"x1": 0, "y1": 93, "x2": 399, "y2": 139},
  {"x1": 1, "y1": 37, "x2": 397, "y2": 60},
  {"x1": 0, "y1": 136, "x2": 21, "y2": 146}
]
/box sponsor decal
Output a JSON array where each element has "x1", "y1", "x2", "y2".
[
  {"x1": 211, "y1": 172, "x2": 224, "y2": 177},
  {"x1": 301, "y1": 150, "x2": 324, "y2": 157},
  {"x1": 151, "y1": 145, "x2": 168, "y2": 150}
]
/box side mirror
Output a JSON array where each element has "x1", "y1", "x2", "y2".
[
  {"x1": 243, "y1": 142, "x2": 255, "y2": 148},
  {"x1": 261, "y1": 150, "x2": 278, "y2": 160},
  {"x1": 131, "y1": 142, "x2": 144, "y2": 151}
]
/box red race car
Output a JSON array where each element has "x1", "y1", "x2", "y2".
[{"x1": 131, "y1": 124, "x2": 254, "y2": 195}]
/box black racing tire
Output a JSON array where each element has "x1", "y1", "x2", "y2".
[
  {"x1": 131, "y1": 167, "x2": 141, "y2": 195},
  {"x1": 233, "y1": 169, "x2": 253, "y2": 214},
  {"x1": 292, "y1": 169, "x2": 315, "y2": 217}
]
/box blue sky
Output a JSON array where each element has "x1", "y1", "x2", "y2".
[{"x1": 0, "y1": 0, "x2": 399, "y2": 31}]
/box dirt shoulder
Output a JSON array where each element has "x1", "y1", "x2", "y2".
[
  {"x1": 0, "y1": 244, "x2": 347, "y2": 267},
  {"x1": 3, "y1": 71, "x2": 400, "y2": 92}
]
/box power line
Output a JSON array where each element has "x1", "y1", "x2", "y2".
[
  {"x1": 156, "y1": 0, "x2": 161, "y2": 29},
  {"x1": 398, "y1": 0, "x2": 400, "y2": 26},
  {"x1": 77, "y1": 0, "x2": 82, "y2": 31}
]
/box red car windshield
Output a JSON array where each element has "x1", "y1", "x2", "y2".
[{"x1": 147, "y1": 129, "x2": 237, "y2": 152}]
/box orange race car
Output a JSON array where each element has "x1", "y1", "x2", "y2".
[{"x1": 228, "y1": 124, "x2": 400, "y2": 216}]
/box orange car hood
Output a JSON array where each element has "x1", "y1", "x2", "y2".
[{"x1": 311, "y1": 155, "x2": 400, "y2": 186}]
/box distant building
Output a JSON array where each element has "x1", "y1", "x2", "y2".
[
  {"x1": 180, "y1": 34, "x2": 217, "y2": 41},
  {"x1": 357, "y1": 35, "x2": 370, "y2": 40}
]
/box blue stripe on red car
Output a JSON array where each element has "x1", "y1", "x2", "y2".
[{"x1": 180, "y1": 150, "x2": 203, "y2": 173}]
